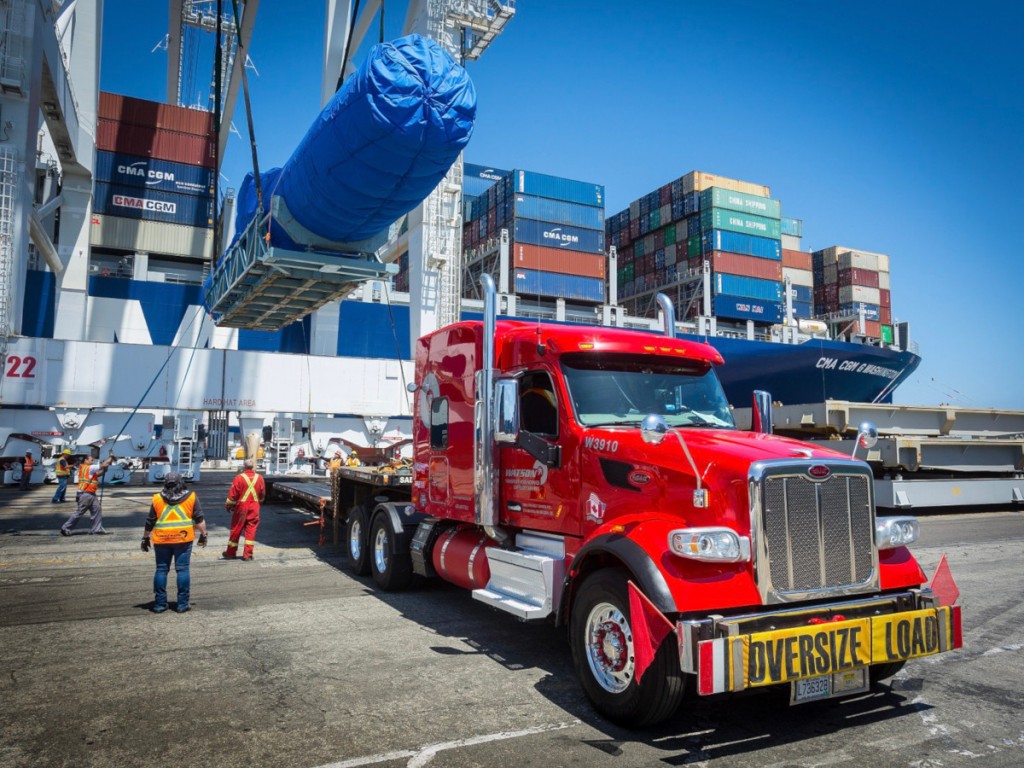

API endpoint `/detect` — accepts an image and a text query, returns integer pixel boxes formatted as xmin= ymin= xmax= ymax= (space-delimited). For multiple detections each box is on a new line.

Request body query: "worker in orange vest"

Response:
xmin=223 ymin=458 xmax=265 ymax=561
xmin=60 ymin=454 xmax=116 ymax=536
xmin=141 ymin=472 xmax=207 ymax=613
xmin=51 ymin=449 xmax=72 ymax=503
xmin=19 ymin=451 xmax=34 ymax=491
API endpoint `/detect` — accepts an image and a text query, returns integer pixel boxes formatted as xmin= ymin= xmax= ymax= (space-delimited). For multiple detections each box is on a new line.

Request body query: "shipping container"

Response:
xmin=96 ymin=119 xmax=216 ymax=168
xmin=781 ymin=234 xmax=802 ymax=251
xmin=780 ymin=217 xmax=803 ymax=237
xmin=838 ymin=302 xmax=881 ymax=321
xmin=94 ymin=151 xmax=216 ymax=197
xmin=713 ymin=294 xmax=782 ymax=323
xmin=837 ymin=267 xmax=880 ymax=289
xmin=700 ymin=208 xmax=782 ymax=239
xmin=880 ymin=306 xmax=892 ymax=325
xmin=513 ymin=218 xmax=605 ymax=254
xmin=862 ymin=320 xmax=882 ymax=338
xmin=781 ymin=248 xmax=813 ymax=271
xmin=511 ymin=242 xmax=606 ymax=279
xmin=790 ymin=300 xmax=813 ymax=320
xmin=463 ymin=163 xmax=509 ymax=197
xmin=714 ymin=273 xmax=782 ymax=301
xmin=681 ymin=171 xmax=770 ymax=197
xmin=699 ymin=187 xmax=781 ymax=219
xmin=711 ymin=250 xmax=783 ymax=281
xmin=99 ymin=92 xmax=214 ymax=136
xmin=878 ymin=270 xmax=891 ymax=290
xmin=510 ymin=194 xmax=605 ymax=229
xmin=786 ymin=284 xmax=813 ymax=303
xmin=838 ymin=250 xmax=881 ymax=272
xmin=93 ymin=182 xmax=214 ymax=228
xmin=89 ymin=213 xmax=214 ymax=259
xmin=838 ymin=285 xmax=881 ymax=306
xmin=513 ymin=169 xmax=604 ymax=208
xmin=881 ymin=324 xmax=894 ymax=344
xmin=782 ymin=266 xmax=814 ymax=288
xmin=514 ymin=268 xmax=604 ymax=302
xmin=703 ymin=229 xmax=781 ymax=260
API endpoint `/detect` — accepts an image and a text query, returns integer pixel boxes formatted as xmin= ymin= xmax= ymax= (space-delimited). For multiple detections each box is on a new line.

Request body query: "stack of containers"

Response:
xmin=812 ymin=246 xmax=893 ymax=341
xmin=779 ymin=216 xmax=812 ymax=319
xmin=464 ymin=168 xmax=606 ymax=303
xmin=607 ymin=171 xmax=783 ymax=324
xmin=92 ymin=93 xmax=216 ymax=257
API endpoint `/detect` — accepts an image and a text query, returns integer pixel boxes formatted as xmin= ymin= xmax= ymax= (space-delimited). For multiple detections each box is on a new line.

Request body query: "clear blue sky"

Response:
xmin=100 ymin=1 xmax=1024 ymax=410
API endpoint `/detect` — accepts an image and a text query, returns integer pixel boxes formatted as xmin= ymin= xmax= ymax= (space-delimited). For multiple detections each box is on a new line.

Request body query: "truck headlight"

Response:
xmin=875 ymin=516 xmax=920 ymax=549
xmin=669 ymin=527 xmax=751 ymax=562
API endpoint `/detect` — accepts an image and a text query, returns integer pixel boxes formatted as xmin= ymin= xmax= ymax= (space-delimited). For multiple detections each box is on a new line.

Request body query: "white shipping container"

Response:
xmin=680 ymin=170 xmax=770 ymax=197
xmin=90 ymin=213 xmax=214 ymax=260
xmin=823 ymin=262 xmax=838 ymax=285
xmin=629 ymin=200 xmax=641 ymax=220
xmin=644 ymin=234 xmax=655 ymax=254
xmin=659 ymin=203 xmax=671 ymax=224
xmin=839 ymin=249 xmax=881 ymax=271
xmin=781 ymin=234 xmax=802 ymax=250
xmin=665 ymin=243 xmax=677 ymax=264
xmin=878 ymin=270 xmax=891 ymax=290
xmin=839 ymin=285 xmax=881 ymax=305
xmin=877 ymin=253 xmax=890 ymax=272
xmin=783 ymin=267 xmax=814 ymax=288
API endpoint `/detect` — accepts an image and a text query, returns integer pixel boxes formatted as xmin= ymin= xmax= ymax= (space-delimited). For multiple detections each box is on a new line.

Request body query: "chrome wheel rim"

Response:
xmin=349 ymin=518 xmax=362 ymax=561
xmin=373 ymin=526 xmax=389 ymax=574
xmin=585 ymin=601 xmax=634 ymax=694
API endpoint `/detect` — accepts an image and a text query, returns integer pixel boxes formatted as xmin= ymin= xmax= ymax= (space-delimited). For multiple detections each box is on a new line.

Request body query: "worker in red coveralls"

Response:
xmin=222 ymin=458 xmax=265 ymax=561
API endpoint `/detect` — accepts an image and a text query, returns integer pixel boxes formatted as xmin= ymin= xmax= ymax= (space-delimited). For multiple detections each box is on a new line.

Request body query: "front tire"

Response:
xmin=570 ymin=569 xmax=685 ymax=728
xmin=369 ymin=514 xmax=413 ymax=591
xmin=346 ymin=506 xmax=370 ymax=576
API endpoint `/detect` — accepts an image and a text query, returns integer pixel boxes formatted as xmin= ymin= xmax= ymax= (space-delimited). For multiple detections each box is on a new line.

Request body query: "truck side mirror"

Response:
xmin=494 ymin=378 xmax=519 ymax=444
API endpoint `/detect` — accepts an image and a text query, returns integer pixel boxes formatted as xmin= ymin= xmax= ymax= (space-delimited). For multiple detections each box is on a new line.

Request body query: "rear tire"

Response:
xmin=570 ymin=569 xmax=685 ymax=727
xmin=870 ymin=660 xmax=906 ymax=686
xmin=346 ymin=506 xmax=370 ymax=576
xmin=369 ymin=514 xmax=413 ymax=591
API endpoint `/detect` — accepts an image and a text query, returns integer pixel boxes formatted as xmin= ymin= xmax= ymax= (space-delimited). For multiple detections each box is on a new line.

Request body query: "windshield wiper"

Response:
xmin=584 ymin=419 xmax=642 ymax=428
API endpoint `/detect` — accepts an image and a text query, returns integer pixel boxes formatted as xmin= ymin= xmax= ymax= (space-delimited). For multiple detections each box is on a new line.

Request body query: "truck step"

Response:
xmin=472 ymin=538 xmax=565 ymax=620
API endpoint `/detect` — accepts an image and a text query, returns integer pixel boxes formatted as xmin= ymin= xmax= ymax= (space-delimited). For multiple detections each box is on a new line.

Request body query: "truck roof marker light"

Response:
xmin=578 ymin=342 xmax=595 ymax=350
xmin=669 ymin=528 xmax=750 ymax=562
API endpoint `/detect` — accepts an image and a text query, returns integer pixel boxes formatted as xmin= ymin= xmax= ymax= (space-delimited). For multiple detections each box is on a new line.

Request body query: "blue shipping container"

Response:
xmin=513 ymin=194 xmax=604 ymax=230
xmin=513 ymin=218 xmax=605 ymax=254
xmin=714 ymin=294 xmax=783 ymax=324
xmin=93 ymin=181 xmax=213 ymax=228
xmin=464 ymin=163 xmax=509 ymax=197
xmin=703 ymin=229 xmax=781 ymax=260
xmin=791 ymin=301 xmax=813 ymax=319
xmin=94 ymin=151 xmax=215 ymax=197
xmin=714 ymin=273 xmax=782 ymax=301
xmin=787 ymin=284 xmax=813 ymax=303
xmin=514 ymin=170 xmax=604 ymax=208
xmin=514 ymin=268 xmax=605 ymax=303
xmin=781 ymin=217 xmax=803 ymax=237
xmin=839 ymin=302 xmax=881 ymax=321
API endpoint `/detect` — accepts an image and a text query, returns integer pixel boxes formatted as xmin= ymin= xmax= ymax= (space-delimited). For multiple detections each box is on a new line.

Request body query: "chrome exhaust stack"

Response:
xmin=475 ymin=274 xmax=506 ymax=542
xmin=656 ymin=293 xmax=676 ymax=338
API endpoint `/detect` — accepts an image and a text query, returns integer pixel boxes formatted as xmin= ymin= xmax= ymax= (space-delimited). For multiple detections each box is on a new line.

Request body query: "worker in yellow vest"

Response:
xmin=51 ymin=449 xmax=72 ymax=504
xmin=328 ymin=453 xmax=343 ymax=472
xmin=141 ymin=472 xmax=207 ymax=613
xmin=345 ymin=449 xmax=361 ymax=467
xmin=223 ymin=458 xmax=265 ymax=561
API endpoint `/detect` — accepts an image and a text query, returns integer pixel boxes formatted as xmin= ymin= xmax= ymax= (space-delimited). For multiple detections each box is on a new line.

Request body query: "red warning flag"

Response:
xmin=628 ymin=581 xmax=675 ymax=683
xmin=930 ymin=552 xmax=960 ymax=606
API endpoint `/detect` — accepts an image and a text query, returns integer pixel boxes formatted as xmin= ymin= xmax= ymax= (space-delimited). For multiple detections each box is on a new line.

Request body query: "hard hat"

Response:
xmin=25 ymin=450 xmax=32 ymax=455
xmin=62 ymin=449 xmax=72 ymax=455
xmin=351 ymin=449 xmax=358 ymax=454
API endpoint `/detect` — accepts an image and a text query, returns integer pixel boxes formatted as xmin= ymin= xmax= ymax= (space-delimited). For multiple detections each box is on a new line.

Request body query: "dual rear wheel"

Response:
xmin=346 ymin=504 xmax=412 ymax=591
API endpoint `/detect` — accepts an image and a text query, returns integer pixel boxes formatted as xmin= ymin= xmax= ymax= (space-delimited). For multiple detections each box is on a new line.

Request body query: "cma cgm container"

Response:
xmin=95 ymin=151 xmax=215 ymax=197
xmin=714 ymin=294 xmax=782 ymax=323
xmin=514 ymin=268 xmax=605 ymax=302
xmin=97 ymin=119 xmax=216 ymax=168
xmin=464 ymin=163 xmax=508 ymax=198
xmin=93 ymin=182 xmax=214 ymax=228
xmin=99 ymin=92 xmax=213 ymax=136
xmin=513 ymin=218 xmax=604 ymax=254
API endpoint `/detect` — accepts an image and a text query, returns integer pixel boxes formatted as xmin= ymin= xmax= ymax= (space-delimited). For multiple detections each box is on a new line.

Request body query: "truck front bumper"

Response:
xmin=678 ymin=590 xmax=962 ymax=696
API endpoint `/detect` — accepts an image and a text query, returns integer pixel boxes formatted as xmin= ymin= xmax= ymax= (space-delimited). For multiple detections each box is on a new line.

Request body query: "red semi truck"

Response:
xmin=339 ymin=275 xmax=961 ymax=727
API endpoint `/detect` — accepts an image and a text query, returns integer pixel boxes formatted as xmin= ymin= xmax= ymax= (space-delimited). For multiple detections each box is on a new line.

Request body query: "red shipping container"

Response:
xmin=879 ymin=288 xmax=891 ymax=307
xmin=99 ymin=92 xmax=214 ymax=136
xmin=879 ymin=306 xmax=892 ymax=325
xmin=781 ymin=249 xmax=813 ymax=271
xmin=838 ymin=267 xmax=880 ymax=289
xmin=629 ymin=219 xmax=640 ymax=239
xmin=711 ymin=251 xmax=783 ymax=281
xmin=652 ymin=228 xmax=666 ymax=251
xmin=862 ymin=320 xmax=881 ymax=338
xmin=512 ymin=242 xmax=606 ymax=279
xmin=659 ymin=184 xmax=672 ymax=206
xmin=677 ymin=238 xmax=689 ymax=261
xmin=97 ymin=118 xmax=215 ymax=168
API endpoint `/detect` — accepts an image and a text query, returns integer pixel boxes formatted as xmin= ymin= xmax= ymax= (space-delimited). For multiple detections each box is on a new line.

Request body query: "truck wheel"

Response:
xmin=870 ymin=660 xmax=906 ymax=686
xmin=370 ymin=514 xmax=413 ymax=591
xmin=570 ymin=569 xmax=685 ymax=728
xmin=346 ymin=506 xmax=370 ymax=576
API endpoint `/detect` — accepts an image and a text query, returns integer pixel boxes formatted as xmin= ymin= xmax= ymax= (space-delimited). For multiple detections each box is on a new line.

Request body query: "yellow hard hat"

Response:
xmin=62 ymin=449 xmax=72 ymax=455
xmin=351 ymin=449 xmax=358 ymax=454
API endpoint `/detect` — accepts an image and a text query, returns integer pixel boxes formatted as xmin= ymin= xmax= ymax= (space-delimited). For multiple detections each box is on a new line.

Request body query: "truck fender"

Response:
xmin=556 ymin=534 xmax=676 ymax=627
xmin=371 ymin=502 xmax=429 ymax=554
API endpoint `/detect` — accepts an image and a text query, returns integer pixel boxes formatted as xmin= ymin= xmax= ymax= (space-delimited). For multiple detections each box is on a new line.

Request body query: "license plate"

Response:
xmin=791 ymin=667 xmax=868 ymax=704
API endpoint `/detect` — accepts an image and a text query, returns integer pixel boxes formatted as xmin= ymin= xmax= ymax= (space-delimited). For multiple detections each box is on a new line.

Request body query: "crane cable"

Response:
xmin=230 ymin=0 xmax=264 ymax=215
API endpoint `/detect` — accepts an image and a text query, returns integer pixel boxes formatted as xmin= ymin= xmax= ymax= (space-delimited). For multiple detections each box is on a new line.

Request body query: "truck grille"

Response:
xmin=751 ymin=461 xmax=877 ymax=603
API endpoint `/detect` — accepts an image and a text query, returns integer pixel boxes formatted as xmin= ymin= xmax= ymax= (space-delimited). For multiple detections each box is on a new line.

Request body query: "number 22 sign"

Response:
xmin=4 ymin=355 xmax=37 ymax=378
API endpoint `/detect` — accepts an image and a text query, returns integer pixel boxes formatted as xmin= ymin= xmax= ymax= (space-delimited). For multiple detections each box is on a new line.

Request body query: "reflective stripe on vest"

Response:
xmin=151 ymin=492 xmax=197 ymax=545
xmin=78 ymin=465 xmax=98 ymax=494
xmin=55 ymin=458 xmax=70 ymax=477
xmin=239 ymin=473 xmax=261 ymax=503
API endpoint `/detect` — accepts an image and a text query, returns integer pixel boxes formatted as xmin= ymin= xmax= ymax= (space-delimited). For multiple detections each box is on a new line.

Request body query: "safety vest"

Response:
xmin=227 ymin=472 xmax=262 ymax=506
xmin=151 ymin=492 xmax=198 ymax=545
xmin=78 ymin=464 xmax=98 ymax=494
xmin=55 ymin=457 xmax=70 ymax=477
xmin=24 ymin=457 xmax=34 ymax=474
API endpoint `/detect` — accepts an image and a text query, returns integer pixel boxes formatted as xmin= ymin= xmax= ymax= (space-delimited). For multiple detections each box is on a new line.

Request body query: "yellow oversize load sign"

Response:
xmin=696 ymin=606 xmax=958 ymax=694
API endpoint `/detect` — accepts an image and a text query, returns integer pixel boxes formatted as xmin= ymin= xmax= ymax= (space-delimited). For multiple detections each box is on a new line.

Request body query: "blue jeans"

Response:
xmin=153 ymin=542 xmax=193 ymax=611
xmin=52 ymin=475 xmax=69 ymax=502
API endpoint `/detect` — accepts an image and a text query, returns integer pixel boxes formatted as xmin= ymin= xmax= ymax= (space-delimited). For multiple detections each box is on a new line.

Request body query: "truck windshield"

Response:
xmin=561 ymin=355 xmax=735 ymax=429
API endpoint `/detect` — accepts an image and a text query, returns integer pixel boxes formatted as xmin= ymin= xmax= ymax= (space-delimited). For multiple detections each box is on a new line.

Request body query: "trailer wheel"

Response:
xmin=369 ymin=514 xmax=413 ymax=591
xmin=869 ymin=660 xmax=906 ymax=686
xmin=345 ymin=506 xmax=370 ymax=576
xmin=570 ymin=569 xmax=685 ymax=728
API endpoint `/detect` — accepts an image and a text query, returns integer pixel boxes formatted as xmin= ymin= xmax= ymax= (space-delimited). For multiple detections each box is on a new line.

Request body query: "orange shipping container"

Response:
xmin=710 ymin=250 xmax=783 ymax=281
xmin=99 ymin=92 xmax=214 ymax=136
xmin=512 ymin=242 xmax=606 ymax=279
xmin=781 ymin=248 xmax=813 ymax=271
xmin=97 ymin=119 xmax=216 ymax=168
xmin=862 ymin=320 xmax=882 ymax=338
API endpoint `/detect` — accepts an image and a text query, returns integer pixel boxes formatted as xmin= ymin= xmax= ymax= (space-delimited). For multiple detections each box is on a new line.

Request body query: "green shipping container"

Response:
xmin=881 ymin=324 xmax=893 ymax=344
xmin=649 ymin=209 xmax=661 ymax=230
xmin=688 ymin=235 xmax=702 ymax=258
xmin=634 ymin=239 xmax=645 ymax=258
xmin=700 ymin=187 xmax=781 ymax=220
xmin=700 ymin=207 xmax=782 ymax=240
xmin=665 ymin=223 xmax=676 ymax=245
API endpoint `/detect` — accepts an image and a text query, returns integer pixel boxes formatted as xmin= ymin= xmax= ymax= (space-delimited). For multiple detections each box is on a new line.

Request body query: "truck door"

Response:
xmin=500 ymin=369 xmax=581 ymax=534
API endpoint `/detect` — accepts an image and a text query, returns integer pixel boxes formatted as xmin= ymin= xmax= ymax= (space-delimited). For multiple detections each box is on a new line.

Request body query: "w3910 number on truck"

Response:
xmin=334 ymin=276 xmax=961 ymax=727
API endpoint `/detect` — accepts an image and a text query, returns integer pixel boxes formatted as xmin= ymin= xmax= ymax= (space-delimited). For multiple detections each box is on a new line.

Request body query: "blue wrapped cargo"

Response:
xmin=514 ymin=170 xmax=604 ymax=208
xmin=714 ymin=294 xmax=783 ymax=323
xmin=513 ymin=218 xmax=605 ymax=254
xmin=514 ymin=268 xmax=605 ymax=302
xmin=714 ymin=273 xmax=782 ymax=301
xmin=94 ymin=181 xmax=213 ymax=228
xmin=512 ymin=194 xmax=604 ymax=230
xmin=703 ymin=229 xmax=781 ymax=260
xmin=95 ymin=151 xmax=215 ymax=197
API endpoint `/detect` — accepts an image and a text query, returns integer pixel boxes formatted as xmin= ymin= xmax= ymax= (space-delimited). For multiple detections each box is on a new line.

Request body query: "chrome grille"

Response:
xmin=753 ymin=462 xmax=877 ymax=603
